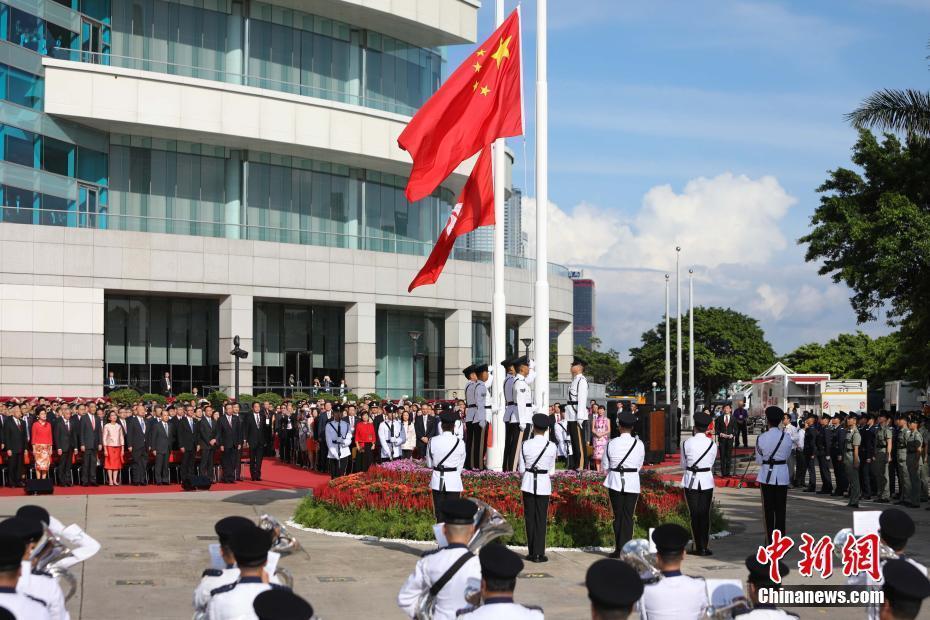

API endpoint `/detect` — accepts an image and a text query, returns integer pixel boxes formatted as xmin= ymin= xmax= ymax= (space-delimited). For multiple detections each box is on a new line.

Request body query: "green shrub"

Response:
xmin=291 ymin=391 xmax=311 ymax=403
xmin=175 ymin=392 xmax=197 ymax=404
xmin=237 ymin=394 xmax=256 ymax=407
xmin=344 ymin=392 xmax=359 ymax=402
xmin=254 ymin=392 xmax=283 ymax=407
xmin=140 ymin=393 xmax=167 ymax=406
xmin=107 ymin=387 xmax=142 ymax=406
xmin=207 ymin=390 xmax=229 ymax=410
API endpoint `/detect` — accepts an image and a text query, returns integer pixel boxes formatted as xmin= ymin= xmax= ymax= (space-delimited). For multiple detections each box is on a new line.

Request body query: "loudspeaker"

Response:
xmin=25 ymin=479 xmax=54 ymax=495
xmin=182 ymin=475 xmax=212 ymax=491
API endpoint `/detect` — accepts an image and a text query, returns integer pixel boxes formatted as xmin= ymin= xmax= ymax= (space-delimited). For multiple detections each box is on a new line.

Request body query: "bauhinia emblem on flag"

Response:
xmin=398 ymin=9 xmax=522 ymax=203
xmin=408 ymin=147 xmax=494 ymax=292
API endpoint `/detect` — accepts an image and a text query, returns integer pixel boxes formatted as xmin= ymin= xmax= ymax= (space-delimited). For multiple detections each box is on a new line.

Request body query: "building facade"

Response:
xmin=0 ymin=0 xmax=573 ymax=399
xmin=571 ymin=276 xmax=595 ymax=349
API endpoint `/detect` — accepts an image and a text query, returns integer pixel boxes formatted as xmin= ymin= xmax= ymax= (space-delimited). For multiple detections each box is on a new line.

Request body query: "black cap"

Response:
xmin=332 ymin=403 xmax=343 ymax=413
xmin=253 ymin=589 xmax=314 ymax=620
xmin=500 ymin=359 xmax=513 ymax=369
xmin=439 ymin=402 xmax=454 ymax=412
xmin=882 ymin=558 xmax=930 ymax=603
xmin=442 ymin=498 xmax=478 ymax=525
xmin=215 ymin=516 xmax=254 ymax=545
xmin=693 ymin=411 xmax=712 ymax=429
xmin=16 ymin=505 xmax=50 ymax=526
xmin=746 ymin=553 xmax=789 ymax=585
xmin=229 ymin=524 xmax=272 ymax=567
xmin=571 ymin=358 xmax=586 ymax=368
xmin=0 ymin=605 xmax=14 ymax=620
xmin=618 ymin=412 xmax=637 ymax=427
xmin=765 ymin=406 xmax=784 ymax=426
xmin=440 ymin=411 xmax=458 ymax=425
xmin=0 ymin=516 xmax=43 ymax=543
xmin=880 ymin=509 xmax=915 ymax=544
xmin=532 ymin=414 xmax=550 ymax=429
xmin=821 ymin=413 xmax=832 ymax=420
xmin=463 ymin=365 xmax=476 ymax=378
xmin=586 ymin=558 xmax=643 ymax=609
xmin=474 ymin=364 xmax=489 ymax=375
xmin=479 ymin=543 xmax=523 ymax=580
xmin=652 ymin=523 xmax=690 ymax=554
xmin=513 ymin=356 xmax=529 ymax=368
xmin=0 ymin=533 xmax=25 ymax=571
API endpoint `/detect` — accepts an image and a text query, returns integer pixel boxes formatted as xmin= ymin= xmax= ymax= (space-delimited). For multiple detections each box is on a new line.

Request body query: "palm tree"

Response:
xmin=845 ymin=40 xmax=930 ymax=137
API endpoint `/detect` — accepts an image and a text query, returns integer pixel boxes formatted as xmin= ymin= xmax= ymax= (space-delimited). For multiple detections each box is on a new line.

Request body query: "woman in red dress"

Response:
xmin=31 ymin=408 xmax=53 ymax=480
xmin=354 ymin=411 xmax=376 ymax=472
xmin=102 ymin=410 xmax=125 ymax=485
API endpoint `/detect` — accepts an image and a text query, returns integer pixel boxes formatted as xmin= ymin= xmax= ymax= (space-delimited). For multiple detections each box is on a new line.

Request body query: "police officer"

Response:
xmin=585 ymin=558 xmax=643 ymax=620
xmin=844 ymin=413 xmax=862 ymax=507
xmin=397 ymin=499 xmax=482 ymax=620
xmin=893 ymin=414 xmax=913 ymax=505
xmin=879 ymin=559 xmax=930 ymax=620
xmin=253 ymin=589 xmax=314 ymax=620
xmin=206 ymin=524 xmax=287 ymax=620
xmin=564 ymin=359 xmax=589 ymax=470
xmin=875 ymin=411 xmax=894 ymax=503
xmin=501 ymin=359 xmax=520 ymax=471
xmin=0 ymin=533 xmax=50 ymax=620
xmin=802 ymin=414 xmax=818 ymax=492
xmin=920 ymin=414 xmax=930 ymax=504
xmin=456 ymin=544 xmax=543 ymax=619
xmin=472 ymin=364 xmax=493 ymax=470
xmin=860 ymin=412 xmax=876 ymax=500
xmin=463 ymin=365 xmax=479 ymax=469
xmin=0 ymin=517 xmax=67 ymax=620
xmin=756 ymin=406 xmax=793 ymax=544
xmin=427 ymin=411 xmax=467 ymax=522
xmin=518 ymin=414 xmax=557 ymax=563
xmin=906 ymin=415 xmax=923 ymax=508
xmin=601 ymin=411 xmax=644 ymax=557
xmin=741 ymin=555 xmax=798 ymax=618
xmin=681 ymin=410 xmax=717 ymax=556
xmin=815 ymin=414 xmax=834 ymax=495
xmin=830 ymin=413 xmax=848 ymax=497
xmin=637 ymin=523 xmax=708 ymax=618
xmin=324 ymin=405 xmax=352 ymax=479
xmin=194 ymin=516 xmax=254 ymax=618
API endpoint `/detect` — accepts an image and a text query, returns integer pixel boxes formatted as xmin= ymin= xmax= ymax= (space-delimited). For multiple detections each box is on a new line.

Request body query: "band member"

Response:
xmin=681 ymin=410 xmax=717 ymax=556
xmin=205 ymin=524 xmax=282 ymax=619
xmin=0 ymin=516 xmax=67 ymax=620
xmin=427 ymin=411 xmax=467 ymax=522
xmin=519 ymin=414 xmax=557 ymax=563
xmin=193 ymin=516 xmax=254 ymax=618
xmin=325 ymin=405 xmax=352 ymax=479
xmin=637 ymin=524 xmax=708 ymax=618
xmin=457 ymin=544 xmax=543 ymax=619
xmin=501 ymin=359 xmax=520 ymax=471
xmin=472 ymin=364 xmax=493 ymax=470
xmin=845 ymin=412 xmax=862 ymax=508
xmin=565 ymin=359 xmax=588 ymax=470
xmin=397 ymin=499 xmax=481 ymax=620
xmin=0 ymin=532 xmax=51 ymax=620
xmin=463 ymin=365 xmax=479 ymax=469
xmin=756 ymin=406 xmax=793 ymax=544
xmin=742 ymin=554 xmax=797 ymax=618
xmin=879 ymin=560 xmax=930 ymax=620
xmin=378 ymin=407 xmax=405 ymax=462
xmin=601 ymin=411 xmax=644 ymax=557
xmin=585 ymin=558 xmax=643 ymax=620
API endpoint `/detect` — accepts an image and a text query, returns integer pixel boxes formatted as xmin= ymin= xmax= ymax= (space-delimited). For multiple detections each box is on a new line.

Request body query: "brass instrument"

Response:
xmin=259 ymin=514 xmax=301 ymax=555
xmin=618 ymin=538 xmax=662 ymax=584
xmin=701 ymin=596 xmax=752 ymax=619
xmin=30 ymin=526 xmax=78 ymax=601
xmin=833 ymin=527 xmax=898 ymax=560
xmin=416 ymin=499 xmax=513 ymax=620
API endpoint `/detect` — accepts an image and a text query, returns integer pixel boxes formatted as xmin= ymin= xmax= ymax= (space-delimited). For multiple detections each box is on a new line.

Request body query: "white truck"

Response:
xmin=884 ymin=381 xmax=927 ymax=413
xmin=820 ymin=379 xmax=868 ymax=415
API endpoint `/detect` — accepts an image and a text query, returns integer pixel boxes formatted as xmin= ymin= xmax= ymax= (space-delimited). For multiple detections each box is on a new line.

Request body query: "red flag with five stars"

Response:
xmin=399 ymin=9 xmax=522 ymax=202
xmin=408 ymin=146 xmax=494 ymax=292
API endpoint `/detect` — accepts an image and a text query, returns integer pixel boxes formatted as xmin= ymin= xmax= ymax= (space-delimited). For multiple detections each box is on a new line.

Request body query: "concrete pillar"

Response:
xmin=226 ymin=1 xmax=244 ymax=85
xmin=443 ymin=308 xmax=472 ymax=400
xmin=219 ymin=294 xmax=253 ymax=396
xmin=225 ymin=151 xmax=241 ymax=239
xmin=556 ymin=321 xmax=573 ymax=382
xmin=345 ymin=302 xmax=376 ymax=396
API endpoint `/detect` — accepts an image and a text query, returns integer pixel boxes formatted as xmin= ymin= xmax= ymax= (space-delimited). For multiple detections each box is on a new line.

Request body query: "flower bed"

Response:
xmin=294 ymin=461 xmax=727 ymax=548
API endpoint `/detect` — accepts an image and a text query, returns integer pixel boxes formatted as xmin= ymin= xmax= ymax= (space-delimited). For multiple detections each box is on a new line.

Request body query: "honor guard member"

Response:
xmin=472 ymin=364 xmax=494 ymax=470
xmin=397 ymin=499 xmax=482 ymax=620
xmin=463 ymin=365 xmax=479 ymax=469
xmin=602 ymin=410 xmax=645 ymax=556
xmin=0 ymin=517 xmax=67 ymax=620
xmin=457 ymin=544 xmax=543 ymax=619
xmin=565 ymin=359 xmax=589 ymax=470
xmin=756 ymin=406 xmax=792 ymax=545
xmin=845 ymin=413 xmax=863 ymax=507
xmin=742 ymin=555 xmax=798 ymax=619
xmin=378 ymin=406 xmax=406 ymax=462
xmin=501 ymin=359 xmax=520 ymax=471
xmin=194 ymin=516 xmax=254 ymax=619
xmin=0 ymin=533 xmax=50 ymax=620
xmin=325 ymin=405 xmax=353 ymax=479
xmin=637 ymin=523 xmax=708 ymax=620
xmin=508 ymin=356 xmax=536 ymax=466
xmin=879 ymin=559 xmax=930 ymax=620
xmin=427 ymin=411 xmax=467 ymax=522
xmin=585 ymin=558 xmax=644 ymax=620
xmin=253 ymin=589 xmax=314 ymax=620
xmin=875 ymin=411 xmax=894 ymax=503
xmin=681 ymin=410 xmax=717 ymax=556
xmin=518 ymin=414 xmax=558 ymax=563
xmin=15 ymin=505 xmax=100 ymax=570
xmin=906 ymin=415 xmax=923 ymax=507
xmin=207 ymin=524 xmax=287 ymax=620
xmin=894 ymin=414 xmax=916 ymax=506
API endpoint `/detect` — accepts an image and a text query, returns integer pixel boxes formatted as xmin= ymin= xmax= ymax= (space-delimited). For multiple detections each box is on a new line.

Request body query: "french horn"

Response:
xmin=30 ymin=525 xmax=78 ymax=601
xmin=833 ymin=528 xmax=897 ymax=560
xmin=259 ymin=513 xmax=301 ymax=555
xmin=701 ymin=596 xmax=752 ymax=619
xmin=618 ymin=538 xmax=662 ymax=584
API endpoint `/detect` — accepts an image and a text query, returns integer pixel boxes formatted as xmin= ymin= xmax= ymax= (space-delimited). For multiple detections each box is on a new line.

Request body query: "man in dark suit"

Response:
xmin=198 ymin=405 xmax=217 ymax=479
xmin=215 ymin=403 xmax=241 ymax=483
xmin=147 ymin=409 xmax=173 ymax=484
xmin=414 ymin=404 xmax=437 ymax=459
xmin=104 ymin=371 xmax=118 ymax=395
xmin=177 ymin=407 xmax=198 ymax=482
xmin=315 ymin=402 xmax=332 ymax=471
xmin=261 ymin=400 xmax=275 ymax=446
xmin=160 ymin=371 xmax=173 ymax=397
xmin=77 ymin=403 xmax=102 ymax=486
xmin=127 ymin=405 xmax=149 ymax=485
xmin=3 ymin=405 xmax=27 ymax=487
xmin=53 ymin=405 xmax=76 ymax=486
xmin=716 ymin=404 xmax=737 ymax=476
xmin=243 ymin=402 xmax=267 ymax=481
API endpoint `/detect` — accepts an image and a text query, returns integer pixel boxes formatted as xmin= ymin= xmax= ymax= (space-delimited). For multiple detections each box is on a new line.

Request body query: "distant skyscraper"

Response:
xmin=460 ymin=185 xmax=524 ymax=259
xmin=572 ymin=277 xmax=596 ymax=349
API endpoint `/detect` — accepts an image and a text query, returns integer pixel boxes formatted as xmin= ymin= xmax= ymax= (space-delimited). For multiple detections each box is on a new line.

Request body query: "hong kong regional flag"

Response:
xmin=408 ymin=147 xmax=494 ymax=292
xmin=399 ymin=9 xmax=522 ymax=202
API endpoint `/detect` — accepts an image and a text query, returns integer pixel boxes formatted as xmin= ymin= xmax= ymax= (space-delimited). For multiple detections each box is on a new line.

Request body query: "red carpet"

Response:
xmin=0 ymin=458 xmax=331 ymax=497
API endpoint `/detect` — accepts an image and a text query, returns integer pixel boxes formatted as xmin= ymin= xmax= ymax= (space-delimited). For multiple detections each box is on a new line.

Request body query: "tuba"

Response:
xmin=833 ymin=527 xmax=897 ymax=560
xmin=259 ymin=514 xmax=301 ymax=555
xmin=30 ymin=526 xmax=78 ymax=601
xmin=701 ymin=596 xmax=752 ymax=619
xmin=416 ymin=499 xmax=513 ymax=620
xmin=618 ymin=538 xmax=662 ymax=584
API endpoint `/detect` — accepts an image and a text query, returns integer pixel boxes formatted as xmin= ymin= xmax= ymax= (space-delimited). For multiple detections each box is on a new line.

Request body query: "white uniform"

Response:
xmin=0 ymin=587 xmax=51 ymax=620
xmin=379 ymin=419 xmax=406 ymax=459
xmin=601 ymin=434 xmax=645 ymax=493
xmin=194 ymin=567 xmax=238 ymax=619
xmin=47 ymin=515 xmax=100 ymax=569
xmin=514 ymin=371 xmax=535 ymax=427
xmin=475 ymin=371 xmax=493 ymax=426
xmin=17 ymin=562 xmax=68 ymax=620
xmin=554 ymin=421 xmax=572 ymax=458
xmin=503 ymin=374 xmax=518 ymax=423
xmin=848 ymin=553 xmax=927 ymax=620
xmin=207 ymin=577 xmax=282 ymax=620
xmin=453 ymin=419 xmax=465 ymax=440
xmin=464 ymin=380 xmax=479 ymax=424
xmin=518 ymin=436 xmax=558 ymax=495
xmin=638 ymin=573 xmax=708 ymax=620
xmin=681 ymin=434 xmax=717 ymax=491
xmin=457 ymin=599 xmax=544 ymax=619
xmin=325 ymin=419 xmax=352 ymax=460
xmin=397 ymin=545 xmax=481 ymax=620
xmin=738 ymin=607 xmax=798 ymax=619
xmin=755 ymin=428 xmax=793 ymax=485
xmin=427 ymin=432 xmax=466 ymax=492
xmin=565 ymin=373 xmax=589 ymax=422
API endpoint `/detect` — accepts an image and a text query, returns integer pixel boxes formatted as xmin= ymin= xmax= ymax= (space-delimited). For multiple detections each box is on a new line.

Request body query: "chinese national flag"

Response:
xmin=408 ymin=146 xmax=494 ymax=292
xmin=399 ymin=9 xmax=522 ymax=203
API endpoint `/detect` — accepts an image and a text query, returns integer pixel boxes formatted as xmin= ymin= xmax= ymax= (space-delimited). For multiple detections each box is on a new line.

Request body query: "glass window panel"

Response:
xmin=7 ymin=67 xmax=42 ymax=109
xmin=8 ymin=7 xmax=41 ymax=52
xmin=127 ymin=297 xmax=148 ymax=364
xmin=43 ymin=136 xmax=74 ymax=177
xmin=283 ymin=306 xmax=309 ymax=351
xmin=40 ymin=194 xmax=70 ymax=227
xmin=3 ymin=125 xmax=36 ymax=167
xmin=169 ymin=298 xmax=190 ymax=365
xmin=45 ymin=21 xmax=74 ymax=59
xmin=148 ymin=297 xmax=168 ymax=364
xmin=105 ymin=297 xmax=129 ymax=365
xmin=190 ymin=300 xmax=207 ymax=366
xmin=77 ymin=147 xmax=108 ymax=185
xmin=1 ymin=184 xmax=34 ymax=225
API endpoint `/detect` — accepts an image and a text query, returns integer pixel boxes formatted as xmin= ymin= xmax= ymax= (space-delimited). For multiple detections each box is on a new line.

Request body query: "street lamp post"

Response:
xmin=230 ymin=335 xmax=248 ymax=400
xmin=521 ymin=338 xmax=533 ymax=358
xmin=408 ymin=331 xmax=422 ymax=400
xmin=652 ymin=381 xmax=657 ymax=406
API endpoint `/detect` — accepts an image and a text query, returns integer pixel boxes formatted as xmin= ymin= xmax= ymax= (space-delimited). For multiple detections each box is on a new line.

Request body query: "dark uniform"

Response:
xmin=829 ymin=416 xmax=848 ymax=496
xmin=803 ymin=418 xmax=817 ymax=492
xmin=874 ymin=415 xmax=893 ymax=502
xmin=815 ymin=416 xmax=833 ymax=494
xmin=860 ymin=414 xmax=876 ymax=499
xmin=843 ymin=415 xmax=861 ymax=507
xmin=894 ymin=417 xmax=913 ymax=506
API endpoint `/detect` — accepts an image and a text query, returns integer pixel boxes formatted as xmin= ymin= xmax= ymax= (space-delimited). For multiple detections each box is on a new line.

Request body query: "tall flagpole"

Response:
xmin=676 ymin=246 xmax=683 ymax=426
xmin=487 ymin=0 xmax=507 ymax=471
xmin=688 ymin=268 xmax=694 ymax=427
xmin=533 ymin=0 xmax=549 ymax=413
xmin=665 ymin=274 xmax=671 ymax=406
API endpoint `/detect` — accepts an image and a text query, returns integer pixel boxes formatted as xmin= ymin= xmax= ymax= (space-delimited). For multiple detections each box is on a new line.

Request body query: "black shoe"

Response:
xmin=803 ymin=488 xmax=815 ymax=493
xmin=524 ymin=554 xmax=537 ymax=562
xmin=607 ymin=551 xmax=622 ymax=559
xmin=848 ymin=504 xmax=860 ymax=508
xmin=536 ymin=555 xmax=549 ymax=563
xmin=816 ymin=490 xmax=831 ymax=495
xmin=875 ymin=498 xmax=889 ymax=503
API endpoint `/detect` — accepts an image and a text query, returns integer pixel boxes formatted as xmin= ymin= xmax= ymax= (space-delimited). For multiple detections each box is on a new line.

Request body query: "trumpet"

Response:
xmin=30 ymin=526 xmax=78 ymax=601
xmin=618 ymin=538 xmax=662 ymax=584
xmin=701 ymin=596 xmax=752 ymax=619
xmin=833 ymin=528 xmax=898 ymax=560
xmin=259 ymin=514 xmax=301 ymax=556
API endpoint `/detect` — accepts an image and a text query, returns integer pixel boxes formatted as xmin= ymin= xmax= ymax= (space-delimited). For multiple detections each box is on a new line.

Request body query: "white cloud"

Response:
xmin=751 ymin=284 xmax=789 ymax=320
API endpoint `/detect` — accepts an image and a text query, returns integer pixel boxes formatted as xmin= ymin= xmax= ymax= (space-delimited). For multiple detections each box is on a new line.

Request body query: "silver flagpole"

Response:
xmin=665 ymin=274 xmax=671 ymax=406
xmin=688 ymin=268 xmax=695 ymax=427
xmin=676 ymin=246 xmax=683 ymax=428
xmin=533 ymin=0 xmax=549 ymax=413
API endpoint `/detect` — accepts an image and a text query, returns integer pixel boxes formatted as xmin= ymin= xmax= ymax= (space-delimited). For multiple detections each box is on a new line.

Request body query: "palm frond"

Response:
xmin=845 ymin=88 xmax=930 ymax=137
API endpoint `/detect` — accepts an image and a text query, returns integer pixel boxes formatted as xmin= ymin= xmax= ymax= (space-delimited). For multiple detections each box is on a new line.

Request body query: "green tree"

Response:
xmin=783 ymin=331 xmax=905 ymax=387
xmin=619 ymin=307 xmax=775 ymax=400
xmin=572 ymin=345 xmax=625 ymax=389
xmin=800 ymin=130 xmax=930 ymax=382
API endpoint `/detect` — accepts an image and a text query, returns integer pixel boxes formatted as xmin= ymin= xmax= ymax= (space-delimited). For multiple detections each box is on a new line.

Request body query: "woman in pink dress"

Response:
xmin=31 ymin=408 xmax=53 ymax=479
xmin=592 ymin=409 xmax=610 ymax=470
xmin=102 ymin=410 xmax=125 ymax=486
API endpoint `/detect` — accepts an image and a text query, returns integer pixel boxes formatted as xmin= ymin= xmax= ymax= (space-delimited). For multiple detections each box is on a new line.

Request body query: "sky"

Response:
xmin=446 ymin=0 xmax=928 ymax=359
